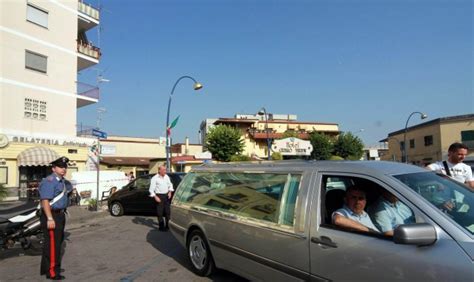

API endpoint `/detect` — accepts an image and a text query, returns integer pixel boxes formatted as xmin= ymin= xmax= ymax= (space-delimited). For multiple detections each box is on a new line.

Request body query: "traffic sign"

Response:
xmin=92 ymin=129 xmax=107 ymax=139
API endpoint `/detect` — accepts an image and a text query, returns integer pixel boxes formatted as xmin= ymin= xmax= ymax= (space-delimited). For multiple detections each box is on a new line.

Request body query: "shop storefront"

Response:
xmin=0 ymin=133 xmax=93 ymax=200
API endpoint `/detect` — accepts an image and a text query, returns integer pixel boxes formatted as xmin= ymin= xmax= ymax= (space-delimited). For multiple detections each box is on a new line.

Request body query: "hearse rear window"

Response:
xmin=176 ymin=172 xmax=301 ymax=226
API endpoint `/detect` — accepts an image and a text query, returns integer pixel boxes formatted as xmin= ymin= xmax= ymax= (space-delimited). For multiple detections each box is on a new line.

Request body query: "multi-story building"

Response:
xmin=202 ymin=114 xmax=339 ymax=159
xmin=0 ymin=0 xmax=101 ymax=199
xmin=381 ymin=114 xmax=474 ymax=166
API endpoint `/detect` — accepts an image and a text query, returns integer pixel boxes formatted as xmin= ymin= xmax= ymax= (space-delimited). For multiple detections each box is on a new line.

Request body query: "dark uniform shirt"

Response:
xmin=39 ymin=173 xmax=72 ymax=210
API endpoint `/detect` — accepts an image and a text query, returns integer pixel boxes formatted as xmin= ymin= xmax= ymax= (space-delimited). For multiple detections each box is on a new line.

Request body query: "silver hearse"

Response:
xmin=170 ymin=160 xmax=474 ymax=281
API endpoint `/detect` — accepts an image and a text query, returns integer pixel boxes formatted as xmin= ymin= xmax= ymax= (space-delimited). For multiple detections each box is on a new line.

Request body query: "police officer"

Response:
xmin=39 ymin=156 xmax=72 ymax=280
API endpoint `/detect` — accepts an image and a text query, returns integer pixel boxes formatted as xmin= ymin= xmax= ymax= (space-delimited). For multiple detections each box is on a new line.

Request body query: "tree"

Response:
xmin=206 ymin=125 xmax=244 ymax=162
xmin=309 ymin=132 xmax=334 ymax=160
xmin=281 ymin=130 xmax=299 ymax=138
xmin=333 ymin=132 xmax=364 ymax=160
xmin=230 ymin=154 xmax=251 ymax=162
xmin=271 ymin=152 xmax=283 ymax=160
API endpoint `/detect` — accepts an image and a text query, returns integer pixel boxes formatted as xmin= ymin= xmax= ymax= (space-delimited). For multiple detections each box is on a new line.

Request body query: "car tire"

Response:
xmin=110 ymin=201 xmax=124 ymax=217
xmin=187 ymin=229 xmax=215 ymax=277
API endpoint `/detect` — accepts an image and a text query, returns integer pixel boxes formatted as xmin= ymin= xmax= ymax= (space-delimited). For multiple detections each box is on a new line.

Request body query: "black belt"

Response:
xmin=51 ymin=209 xmax=64 ymax=214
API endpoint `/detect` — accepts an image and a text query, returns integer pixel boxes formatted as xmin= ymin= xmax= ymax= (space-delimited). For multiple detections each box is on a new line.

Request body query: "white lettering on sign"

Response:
xmin=272 ymin=137 xmax=313 ymax=156
xmin=9 ymin=135 xmax=93 ymax=147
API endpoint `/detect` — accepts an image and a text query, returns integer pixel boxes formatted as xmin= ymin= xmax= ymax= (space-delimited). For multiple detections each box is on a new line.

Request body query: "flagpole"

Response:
xmin=165 ymin=76 xmax=203 ymax=173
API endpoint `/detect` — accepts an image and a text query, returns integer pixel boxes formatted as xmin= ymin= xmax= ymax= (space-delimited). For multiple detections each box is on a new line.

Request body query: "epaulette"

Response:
xmin=47 ymin=176 xmax=54 ymax=182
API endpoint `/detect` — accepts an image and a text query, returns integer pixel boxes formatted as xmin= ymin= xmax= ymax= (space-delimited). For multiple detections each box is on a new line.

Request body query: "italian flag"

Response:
xmin=167 ymin=115 xmax=180 ymax=136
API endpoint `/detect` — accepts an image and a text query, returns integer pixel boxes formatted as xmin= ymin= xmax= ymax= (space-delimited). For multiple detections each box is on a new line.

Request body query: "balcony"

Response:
xmin=77 ymin=40 xmax=100 ymax=71
xmin=78 ymin=1 xmax=100 ymax=31
xmin=77 ymin=81 xmax=99 ymax=108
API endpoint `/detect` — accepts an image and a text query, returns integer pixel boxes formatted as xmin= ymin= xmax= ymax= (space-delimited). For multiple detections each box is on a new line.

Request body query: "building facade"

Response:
xmin=98 ymin=135 xmax=166 ymax=177
xmin=382 ymin=114 xmax=474 ymax=165
xmin=203 ymin=114 xmax=340 ymax=159
xmin=0 ymin=0 xmax=101 ymax=199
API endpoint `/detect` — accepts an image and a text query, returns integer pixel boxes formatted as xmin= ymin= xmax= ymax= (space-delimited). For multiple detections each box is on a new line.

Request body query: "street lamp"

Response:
xmin=166 ymin=76 xmax=203 ymax=172
xmin=403 ymin=112 xmax=427 ymax=164
xmin=257 ymin=107 xmax=271 ymax=160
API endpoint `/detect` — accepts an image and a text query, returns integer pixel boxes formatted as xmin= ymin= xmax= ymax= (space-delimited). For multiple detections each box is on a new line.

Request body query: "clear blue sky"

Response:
xmin=78 ymin=0 xmax=473 ymax=146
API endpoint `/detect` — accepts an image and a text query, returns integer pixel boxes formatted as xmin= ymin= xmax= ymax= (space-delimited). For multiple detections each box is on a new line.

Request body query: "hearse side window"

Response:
xmin=322 ymin=175 xmax=416 ymax=237
xmin=177 ymin=172 xmax=301 ymax=226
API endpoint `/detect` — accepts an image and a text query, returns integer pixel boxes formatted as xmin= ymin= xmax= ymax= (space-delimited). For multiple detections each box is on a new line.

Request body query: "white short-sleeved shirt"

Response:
xmin=332 ymin=205 xmax=380 ymax=232
xmin=149 ymin=174 xmax=173 ymax=197
xmin=427 ymin=161 xmax=474 ymax=184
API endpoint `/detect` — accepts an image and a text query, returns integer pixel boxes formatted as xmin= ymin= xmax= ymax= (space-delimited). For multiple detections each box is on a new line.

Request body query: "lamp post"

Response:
xmin=165 ymin=76 xmax=203 ymax=172
xmin=257 ymin=107 xmax=271 ymax=160
xmin=403 ymin=112 xmax=427 ymax=164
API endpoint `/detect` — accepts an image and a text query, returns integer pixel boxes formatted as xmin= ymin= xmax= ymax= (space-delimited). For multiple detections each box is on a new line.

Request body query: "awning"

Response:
xmin=17 ymin=146 xmax=60 ymax=166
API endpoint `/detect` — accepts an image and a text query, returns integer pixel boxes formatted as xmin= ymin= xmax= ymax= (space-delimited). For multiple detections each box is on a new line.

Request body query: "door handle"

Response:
xmin=311 ymin=236 xmax=338 ymax=248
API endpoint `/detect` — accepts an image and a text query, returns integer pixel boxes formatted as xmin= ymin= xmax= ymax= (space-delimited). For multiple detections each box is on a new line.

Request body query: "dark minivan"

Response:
xmin=108 ymin=173 xmax=185 ymax=216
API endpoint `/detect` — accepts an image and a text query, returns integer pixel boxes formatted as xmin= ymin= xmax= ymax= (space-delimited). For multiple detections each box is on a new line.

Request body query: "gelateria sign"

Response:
xmin=272 ymin=137 xmax=313 ymax=156
xmin=6 ymin=134 xmax=94 ymax=147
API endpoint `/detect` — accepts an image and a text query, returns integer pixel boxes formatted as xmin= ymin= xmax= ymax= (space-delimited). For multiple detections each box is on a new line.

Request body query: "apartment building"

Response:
xmin=0 ymin=0 xmax=101 ymax=199
xmin=202 ymin=114 xmax=339 ymax=159
xmin=382 ymin=114 xmax=474 ymax=165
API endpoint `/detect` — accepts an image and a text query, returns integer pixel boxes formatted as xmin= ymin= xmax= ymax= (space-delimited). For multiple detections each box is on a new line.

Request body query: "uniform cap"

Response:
xmin=50 ymin=156 xmax=69 ymax=168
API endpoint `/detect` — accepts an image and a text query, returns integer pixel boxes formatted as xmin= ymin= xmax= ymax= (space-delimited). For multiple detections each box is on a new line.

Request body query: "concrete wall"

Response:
xmin=0 ymin=0 xmax=79 ymax=136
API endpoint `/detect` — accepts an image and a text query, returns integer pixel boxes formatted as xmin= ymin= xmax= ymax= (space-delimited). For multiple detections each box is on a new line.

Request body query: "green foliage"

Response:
xmin=281 ymin=130 xmax=299 ymax=138
xmin=206 ymin=125 xmax=244 ymax=162
xmin=271 ymin=152 xmax=283 ymax=160
xmin=0 ymin=183 xmax=8 ymax=201
xmin=333 ymin=132 xmax=364 ymax=160
xmin=230 ymin=154 xmax=251 ymax=162
xmin=329 ymin=155 xmax=344 ymax=161
xmin=309 ymin=132 xmax=334 ymax=160
xmin=87 ymin=198 xmax=98 ymax=210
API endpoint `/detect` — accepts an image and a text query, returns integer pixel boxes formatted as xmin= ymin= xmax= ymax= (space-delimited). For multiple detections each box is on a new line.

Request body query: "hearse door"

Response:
xmin=308 ymin=172 xmax=451 ymax=282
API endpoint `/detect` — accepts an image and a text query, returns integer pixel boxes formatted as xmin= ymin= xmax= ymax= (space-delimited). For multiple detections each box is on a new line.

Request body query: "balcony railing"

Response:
xmin=78 ymin=1 xmax=100 ymax=20
xmin=77 ymin=40 xmax=101 ymax=60
xmin=77 ymin=81 xmax=99 ymax=100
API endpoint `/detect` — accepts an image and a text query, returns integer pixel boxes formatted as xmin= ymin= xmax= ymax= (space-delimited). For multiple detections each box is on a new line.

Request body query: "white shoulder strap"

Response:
xmin=37 ymin=182 xmax=67 ymax=209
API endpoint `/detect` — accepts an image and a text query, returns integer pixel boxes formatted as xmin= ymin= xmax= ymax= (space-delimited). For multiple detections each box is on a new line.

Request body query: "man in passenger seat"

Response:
xmin=371 ymin=189 xmax=415 ymax=236
xmin=332 ymin=186 xmax=380 ymax=233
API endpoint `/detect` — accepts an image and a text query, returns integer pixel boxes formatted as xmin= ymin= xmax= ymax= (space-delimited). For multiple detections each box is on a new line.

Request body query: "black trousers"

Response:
xmin=40 ymin=211 xmax=65 ymax=278
xmin=156 ymin=194 xmax=170 ymax=227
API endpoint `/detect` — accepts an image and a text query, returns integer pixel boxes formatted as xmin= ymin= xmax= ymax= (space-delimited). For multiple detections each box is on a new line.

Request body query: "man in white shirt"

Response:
xmin=428 ymin=142 xmax=474 ymax=189
xmin=149 ymin=165 xmax=174 ymax=231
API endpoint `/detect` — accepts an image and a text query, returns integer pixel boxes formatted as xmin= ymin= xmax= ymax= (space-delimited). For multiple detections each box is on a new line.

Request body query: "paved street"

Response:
xmin=0 ymin=213 xmax=244 ymax=281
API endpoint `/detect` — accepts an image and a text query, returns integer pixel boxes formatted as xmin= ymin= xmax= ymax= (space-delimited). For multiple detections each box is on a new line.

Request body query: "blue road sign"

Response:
xmin=92 ymin=129 xmax=107 ymax=139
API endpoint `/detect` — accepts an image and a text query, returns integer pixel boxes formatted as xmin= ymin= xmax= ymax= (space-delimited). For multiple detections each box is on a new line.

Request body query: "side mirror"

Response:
xmin=394 ymin=223 xmax=437 ymax=246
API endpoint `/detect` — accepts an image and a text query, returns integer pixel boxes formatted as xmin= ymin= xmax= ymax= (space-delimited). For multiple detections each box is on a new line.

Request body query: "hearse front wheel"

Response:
xmin=187 ymin=229 xmax=215 ymax=276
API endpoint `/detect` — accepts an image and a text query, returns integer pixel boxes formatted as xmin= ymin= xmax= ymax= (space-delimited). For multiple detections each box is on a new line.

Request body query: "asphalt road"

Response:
xmin=0 ymin=214 xmax=245 ymax=281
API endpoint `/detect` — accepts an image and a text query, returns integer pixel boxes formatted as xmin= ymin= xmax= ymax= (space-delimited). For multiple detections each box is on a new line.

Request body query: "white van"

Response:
xmin=71 ymin=171 xmax=128 ymax=205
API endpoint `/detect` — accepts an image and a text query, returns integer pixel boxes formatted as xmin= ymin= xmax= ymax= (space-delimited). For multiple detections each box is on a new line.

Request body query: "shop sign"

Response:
xmin=8 ymin=135 xmax=93 ymax=147
xmin=100 ymin=145 xmax=116 ymax=155
xmin=272 ymin=137 xmax=313 ymax=156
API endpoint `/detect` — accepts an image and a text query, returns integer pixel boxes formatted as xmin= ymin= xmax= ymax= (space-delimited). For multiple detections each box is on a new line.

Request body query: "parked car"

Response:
xmin=170 ymin=160 xmax=474 ymax=281
xmin=108 ymin=173 xmax=185 ymax=216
